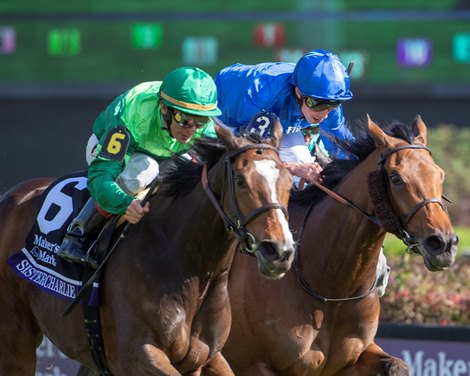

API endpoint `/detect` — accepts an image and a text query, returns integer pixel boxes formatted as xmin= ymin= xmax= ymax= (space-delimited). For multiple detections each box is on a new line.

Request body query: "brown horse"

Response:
xmin=223 ymin=116 xmax=458 ymax=375
xmin=0 ymin=123 xmax=295 ymax=375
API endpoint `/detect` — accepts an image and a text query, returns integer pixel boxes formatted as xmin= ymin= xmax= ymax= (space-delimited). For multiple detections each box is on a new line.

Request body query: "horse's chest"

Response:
xmin=172 ymin=278 xmax=231 ymax=371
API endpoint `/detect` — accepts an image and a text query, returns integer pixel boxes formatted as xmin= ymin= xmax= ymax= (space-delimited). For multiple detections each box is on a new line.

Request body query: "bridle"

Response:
xmin=201 ymin=143 xmax=289 ymax=254
xmin=294 ymin=143 xmax=447 ymax=302
xmin=376 ymin=144 xmax=446 ymax=252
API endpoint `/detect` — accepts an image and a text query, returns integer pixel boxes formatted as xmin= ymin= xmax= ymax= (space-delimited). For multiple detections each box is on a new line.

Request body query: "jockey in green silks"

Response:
xmin=57 ymin=67 xmax=221 ymax=269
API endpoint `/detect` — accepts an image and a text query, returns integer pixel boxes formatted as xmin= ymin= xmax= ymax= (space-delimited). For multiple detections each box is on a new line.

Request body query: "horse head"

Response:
xmin=213 ymin=119 xmax=295 ymax=279
xmin=368 ymin=114 xmax=458 ymax=271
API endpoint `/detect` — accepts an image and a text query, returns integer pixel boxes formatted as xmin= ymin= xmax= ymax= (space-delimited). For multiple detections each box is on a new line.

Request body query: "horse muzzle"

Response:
xmin=254 ymin=240 xmax=295 ymax=280
xmin=417 ymin=232 xmax=459 ymax=271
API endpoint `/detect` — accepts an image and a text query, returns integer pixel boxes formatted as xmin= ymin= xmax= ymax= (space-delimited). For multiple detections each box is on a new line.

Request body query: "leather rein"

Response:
xmin=294 ymin=143 xmax=447 ymax=302
xmin=201 ymin=143 xmax=289 ymax=254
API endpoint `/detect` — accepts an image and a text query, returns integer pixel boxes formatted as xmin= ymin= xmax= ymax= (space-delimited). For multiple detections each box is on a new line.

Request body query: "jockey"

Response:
xmin=57 ymin=66 xmax=221 ymax=269
xmin=215 ymin=49 xmax=354 ymax=185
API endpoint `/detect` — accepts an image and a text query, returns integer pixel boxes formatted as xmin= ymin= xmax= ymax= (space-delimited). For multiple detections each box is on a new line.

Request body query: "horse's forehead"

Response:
xmin=233 ymin=149 xmax=279 ymax=168
xmin=388 ymin=148 xmax=436 ymax=171
xmin=386 ymin=148 xmax=442 ymax=187
xmin=233 ymin=152 xmax=287 ymax=190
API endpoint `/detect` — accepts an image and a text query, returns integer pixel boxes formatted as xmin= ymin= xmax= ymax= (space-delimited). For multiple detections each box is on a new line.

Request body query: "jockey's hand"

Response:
xmin=125 ymin=199 xmax=150 ymax=224
xmin=283 ymin=161 xmax=323 ymax=182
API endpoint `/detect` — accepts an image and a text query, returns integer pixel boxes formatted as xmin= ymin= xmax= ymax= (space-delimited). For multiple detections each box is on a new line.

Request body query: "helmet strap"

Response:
xmin=160 ymin=101 xmax=174 ymax=132
xmin=294 ymin=87 xmax=303 ymax=109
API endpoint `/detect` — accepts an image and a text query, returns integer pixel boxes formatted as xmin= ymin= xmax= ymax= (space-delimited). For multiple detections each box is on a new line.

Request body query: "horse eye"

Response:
xmin=234 ymin=174 xmax=246 ymax=188
xmin=389 ymin=173 xmax=402 ymax=185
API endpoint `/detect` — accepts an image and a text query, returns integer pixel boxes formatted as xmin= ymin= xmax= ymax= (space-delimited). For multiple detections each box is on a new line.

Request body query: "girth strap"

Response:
xmin=81 ymin=267 xmax=113 ymax=375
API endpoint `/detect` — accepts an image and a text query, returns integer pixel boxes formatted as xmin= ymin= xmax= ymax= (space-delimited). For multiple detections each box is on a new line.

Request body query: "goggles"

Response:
xmin=303 ymin=96 xmax=342 ymax=111
xmin=173 ymin=110 xmax=210 ymax=129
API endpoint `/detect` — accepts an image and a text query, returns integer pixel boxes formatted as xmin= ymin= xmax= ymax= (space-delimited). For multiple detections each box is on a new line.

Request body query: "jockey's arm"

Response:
xmin=283 ymin=161 xmax=323 ymax=182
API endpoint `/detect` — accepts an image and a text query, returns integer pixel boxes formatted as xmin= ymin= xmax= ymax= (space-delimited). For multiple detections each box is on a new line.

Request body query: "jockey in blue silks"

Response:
xmin=216 ymin=50 xmax=391 ymax=296
xmin=215 ymin=49 xmax=355 ymax=184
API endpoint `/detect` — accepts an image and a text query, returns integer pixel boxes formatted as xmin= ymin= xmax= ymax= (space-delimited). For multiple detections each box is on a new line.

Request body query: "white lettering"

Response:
xmin=33 ymin=235 xmax=60 ymax=254
xmin=453 ymin=360 xmax=468 ymax=375
xmin=423 ymin=357 xmax=437 ymax=376
xmin=403 ymin=350 xmax=424 ymax=376
xmin=402 ymin=350 xmax=470 ymax=376
xmin=439 ymin=351 xmax=454 ymax=376
xmin=286 ymin=125 xmax=301 ymax=134
xmin=37 ymin=250 xmax=57 ymax=266
xmin=16 ymin=261 xmax=76 ymax=298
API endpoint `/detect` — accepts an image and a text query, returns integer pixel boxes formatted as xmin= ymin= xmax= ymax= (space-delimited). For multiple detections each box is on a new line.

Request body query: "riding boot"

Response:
xmin=57 ymin=198 xmax=106 ymax=269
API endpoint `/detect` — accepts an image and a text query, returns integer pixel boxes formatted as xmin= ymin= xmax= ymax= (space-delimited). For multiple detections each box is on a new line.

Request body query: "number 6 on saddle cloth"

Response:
xmin=6 ymin=171 xmax=154 ymax=307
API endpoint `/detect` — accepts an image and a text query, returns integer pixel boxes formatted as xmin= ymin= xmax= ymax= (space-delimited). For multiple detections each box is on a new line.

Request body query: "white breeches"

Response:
xmin=86 ymin=134 xmax=159 ymax=195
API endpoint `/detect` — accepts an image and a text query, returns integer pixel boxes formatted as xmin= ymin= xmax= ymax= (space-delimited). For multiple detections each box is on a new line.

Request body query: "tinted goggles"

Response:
xmin=303 ymin=96 xmax=342 ymax=111
xmin=173 ymin=110 xmax=210 ymax=129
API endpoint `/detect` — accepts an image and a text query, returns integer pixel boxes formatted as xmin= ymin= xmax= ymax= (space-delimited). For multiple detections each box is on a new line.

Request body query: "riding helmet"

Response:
xmin=159 ymin=66 xmax=222 ymax=117
xmin=291 ymin=49 xmax=353 ymax=101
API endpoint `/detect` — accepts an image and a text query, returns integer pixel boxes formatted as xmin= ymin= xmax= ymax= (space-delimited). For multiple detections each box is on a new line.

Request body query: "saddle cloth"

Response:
xmin=6 ymin=171 xmax=100 ymax=305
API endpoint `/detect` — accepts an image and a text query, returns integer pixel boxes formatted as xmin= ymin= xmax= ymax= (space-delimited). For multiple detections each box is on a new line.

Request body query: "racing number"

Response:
xmin=107 ymin=132 xmax=126 ymax=155
xmin=37 ymin=177 xmax=88 ymax=235
xmin=98 ymin=126 xmax=130 ymax=161
xmin=253 ymin=115 xmax=271 ymax=137
xmin=243 ymin=111 xmax=278 ymax=140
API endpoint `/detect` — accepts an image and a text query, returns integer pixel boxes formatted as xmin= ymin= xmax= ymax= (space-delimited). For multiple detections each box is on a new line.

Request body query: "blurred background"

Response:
xmin=1 ymin=1 xmax=470 ymax=374
xmin=1 ymin=0 xmax=470 ymax=198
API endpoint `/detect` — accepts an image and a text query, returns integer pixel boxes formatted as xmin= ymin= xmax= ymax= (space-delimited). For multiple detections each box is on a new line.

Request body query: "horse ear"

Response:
xmin=269 ymin=117 xmax=283 ymax=149
xmin=215 ymin=121 xmax=237 ymax=150
xmin=367 ymin=114 xmax=393 ymax=149
xmin=413 ymin=115 xmax=427 ymax=146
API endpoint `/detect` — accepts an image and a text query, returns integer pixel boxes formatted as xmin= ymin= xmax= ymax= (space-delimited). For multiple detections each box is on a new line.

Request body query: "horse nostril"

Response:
xmin=424 ymin=234 xmax=446 ymax=252
xmin=257 ymin=241 xmax=278 ymax=260
xmin=258 ymin=241 xmax=292 ymax=263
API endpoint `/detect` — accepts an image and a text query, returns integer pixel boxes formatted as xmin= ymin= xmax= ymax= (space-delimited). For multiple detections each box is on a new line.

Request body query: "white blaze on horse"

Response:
xmin=0 ymin=122 xmax=295 ymax=375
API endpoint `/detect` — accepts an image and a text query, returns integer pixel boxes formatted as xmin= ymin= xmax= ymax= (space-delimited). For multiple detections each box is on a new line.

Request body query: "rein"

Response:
xmin=377 ymin=144 xmax=446 ymax=252
xmin=201 ymin=143 xmax=289 ymax=254
xmin=294 ymin=143 xmax=445 ymax=302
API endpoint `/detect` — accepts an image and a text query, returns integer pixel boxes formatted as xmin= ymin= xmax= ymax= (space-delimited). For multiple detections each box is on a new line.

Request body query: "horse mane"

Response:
xmin=158 ymin=136 xmax=227 ymax=199
xmin=290 ymin=117 xmax=417 ymax=206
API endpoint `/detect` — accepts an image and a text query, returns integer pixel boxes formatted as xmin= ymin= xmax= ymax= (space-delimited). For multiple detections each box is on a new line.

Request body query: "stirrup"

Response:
xmin=59 ymin=245 xmax=99 ymax=270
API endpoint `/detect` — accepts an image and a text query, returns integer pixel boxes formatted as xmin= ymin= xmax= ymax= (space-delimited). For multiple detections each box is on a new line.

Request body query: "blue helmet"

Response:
xmin=291 ymin=49 xmax=353 ymax=101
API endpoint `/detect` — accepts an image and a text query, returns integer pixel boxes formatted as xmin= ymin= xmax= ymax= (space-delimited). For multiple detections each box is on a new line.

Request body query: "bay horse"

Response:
xmin=223 ymin=115 xmax=458 ymax=375
xmin=0 ymin=123 xmax=295 ymax=375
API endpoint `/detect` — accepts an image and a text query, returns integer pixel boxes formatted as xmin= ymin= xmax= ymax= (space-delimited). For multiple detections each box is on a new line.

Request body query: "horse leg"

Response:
xmin=0 ymin=297 xmax=41 ymax=376
xmin=118 ymin=345 xmax=181 ymax=376
xmin=199 ymin=352 xmax=235 ymax=376
xmin=335 ymin=342 xmax=409 ymax=376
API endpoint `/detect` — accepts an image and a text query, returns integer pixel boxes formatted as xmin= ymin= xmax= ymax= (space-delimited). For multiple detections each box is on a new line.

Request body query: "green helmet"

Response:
xmin=160 ymin=66 xmax=222 ymax=117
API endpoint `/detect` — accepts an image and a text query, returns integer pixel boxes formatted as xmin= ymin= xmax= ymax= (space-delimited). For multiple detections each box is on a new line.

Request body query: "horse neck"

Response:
xmin=297 ymin=149 xmax=386 ymax=294
xmin=154 ymin=161 xmax=237 ymax=276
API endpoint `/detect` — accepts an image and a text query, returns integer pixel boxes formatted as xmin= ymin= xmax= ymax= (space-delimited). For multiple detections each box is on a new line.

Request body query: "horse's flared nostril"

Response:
xmin=423 ymin=234 xmax=446 ymax=253
xmin=257 ymin=241 xmax=279 ymax=260
xmin=257 ymin=241 xmax=293 ymax=263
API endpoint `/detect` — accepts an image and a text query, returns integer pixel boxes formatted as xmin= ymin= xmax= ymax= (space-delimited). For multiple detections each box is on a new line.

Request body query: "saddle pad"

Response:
xmin=6 ymin=171 xmax=100 ymax=305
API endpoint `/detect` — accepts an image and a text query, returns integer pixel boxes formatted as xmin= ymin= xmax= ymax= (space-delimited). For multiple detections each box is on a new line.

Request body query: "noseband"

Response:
xmin=201 ymin=143 xmax=289 ymax=254
xmin=294 ymin=142 xmax=448 ymax=302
